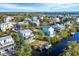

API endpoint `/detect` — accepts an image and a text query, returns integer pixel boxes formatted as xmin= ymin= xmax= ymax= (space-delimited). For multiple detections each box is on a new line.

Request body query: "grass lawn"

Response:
xmin=31 ymin=40 xmax=48 ymax=46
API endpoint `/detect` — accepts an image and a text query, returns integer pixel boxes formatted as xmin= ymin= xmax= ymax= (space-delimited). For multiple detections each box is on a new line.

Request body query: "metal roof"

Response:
xmin=0 ymin=35 xmax=13 ymax=41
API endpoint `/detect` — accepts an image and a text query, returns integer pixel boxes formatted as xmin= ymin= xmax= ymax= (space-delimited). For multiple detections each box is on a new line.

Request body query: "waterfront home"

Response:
xmin=0 ymin=35 xmax=15 ymax=56
xmin=31 ymin=16 xmax=40 ymax=26
xmin=18 ymin=29 xmax=34 ymax=40
xmin=70 ymin=32 xmax=75 ymax=36
xmin=3 ymin=16 xmax=14 ymax=23
xmin=76 ymin=17 xmax=79 ymax=23
xmin=0 ymin=22 xmax=13 ymax=32
xmin=64 ymin=14 xmax=72 ymax=18
xmin=31 ymin=40 xmax=51 ymax=52
xmin=52 ymin=23 xmax=65 ymax=31
xmin=42 ymin=26 xmax=55 ymax=37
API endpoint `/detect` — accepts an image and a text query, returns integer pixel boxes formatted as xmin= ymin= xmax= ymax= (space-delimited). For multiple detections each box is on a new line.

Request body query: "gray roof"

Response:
xmin=0 ymin=35 xmax=13 ymax=41
xmin=19 ymin=29 xmax=32 ymax=34
xmin=0 ymin=35 xmax=15 ymax=49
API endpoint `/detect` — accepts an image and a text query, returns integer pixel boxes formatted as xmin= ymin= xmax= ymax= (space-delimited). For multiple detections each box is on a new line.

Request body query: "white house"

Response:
xmin=52 ymin=17 xmax=60 ymax=23
xmin=52 ymin=24 xmax=65 ymax=31
xmin=3 ymin=16 xmax=14 ymax=23
xmin=64 ymin=21 xmax=72 ymax=29
xmin=55 ymin=17 xmax=60 ymax=22
xmin=0 ymin=35 xmax=15 ymax=49
xmin=24 ymin=18 xmax=31 ymax=22
xmin=0 ymin=35 xmax=15 ymax=56
xmin=0 ymin=22 xmax=15 ymax=32
xmin=31 ymin=16 xmax=40 ymax=26
xmin=48 ymin=27 xmax=55 ymax=37
xmin=0 ymin=23 xmax=13 ymax=32
xmin=39 ymin=16 xmax=44 ymax=20
xmin=17 ymin=18 xmax=32 ymax=26
xmin=17 ymin=21 xmax=29 ymax=26
xmin=76 ymin=17 xmax=79 ymax=23
xmin=18 ymin=29 xmax=34 ymax=40
xmin=42 ymin=26 xmax=55 ymax=37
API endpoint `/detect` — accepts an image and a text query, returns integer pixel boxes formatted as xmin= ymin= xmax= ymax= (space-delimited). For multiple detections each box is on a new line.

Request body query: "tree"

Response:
xmin=11 ymin=31 xmax=32 ymax=56
xmin=48 ymin=35 xmax=61 ymax=45
xmin=11 ymin=32 xmax=21 ymax=43
xmin=16 ymin=43 xmax=32 ymax=56
xmin=33 ymin=31 xmax=46 ymax=41
xmin=61 ymin=42 xmax=79 ymax=56
xmin=57 ymin=29 xmax=69 ymax=39
xmin=69 ymin=23 xmax=77 ymax=32
xmin=42 ymin=16 xmax=51 ymax=25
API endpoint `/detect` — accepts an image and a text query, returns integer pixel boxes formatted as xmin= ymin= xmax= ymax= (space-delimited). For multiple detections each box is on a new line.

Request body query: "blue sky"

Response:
xmin=0 ymin=3 xmax=79 ymax=12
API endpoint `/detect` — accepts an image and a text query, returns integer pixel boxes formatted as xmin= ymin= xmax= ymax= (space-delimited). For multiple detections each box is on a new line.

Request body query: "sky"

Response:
xmin=0 ymin=3 xmax=79 ymax=12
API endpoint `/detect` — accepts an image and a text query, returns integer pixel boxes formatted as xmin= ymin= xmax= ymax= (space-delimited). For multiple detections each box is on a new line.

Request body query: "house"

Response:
xmin=64 ymin=21 xmax=72 ymax=29
xmin=17 ymin=21 xmax=29 ymax=26
xmin=76 ymin=17 xmax=79 ymax=23
xmin=17 ymin=18 xmax=31 ymax=26
xmin=0 ymin=35 xmax=15 ymax=49
xmin=31 ymin=16 xmax=40 ymax=26
xmin=0 ymin=22 xmax=13 ymax=32
xmin=24 ymin=18 xmax=31 ymax=22
xmin=50 ymin=17 xmax=60 ymax=24
xmin=12 ymin=23 xmax=20 ymax=32
xmin=0 ymin=35 xmax=15 ymax=56
xmin=52 ymin=23 xmax=65 ymax=31
xmin=42 ymin=26 xmax=55 ymax=37
xmin=3 ymin=16 xmax=14 ymax=23
xmin=55 ymin=17 xmax=60 ymax=22
xmin=70 ymin=32 xmax=75 ymax=36
xmin=18 ymin=29 xmax=34 ymax=40
xmin=39 ymin=16 xmax=44 ymax=20
xmin=31 ymin=40 xmax=52 ymax=52
xmin=53 ymin=17 xmax=60 ymax=23
xmin=24 ymin=18 xmax=32 ymax=24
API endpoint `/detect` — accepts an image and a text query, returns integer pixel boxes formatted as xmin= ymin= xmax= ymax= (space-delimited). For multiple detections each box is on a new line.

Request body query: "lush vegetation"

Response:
xmin=0 ymin=12 xmax=79 ymax=56
xmin=16 ymin=43 xmax=32 ymax=56
xmin=62 ymin=41 xmax=79 ymax=56
xmin=10 ymin=32 xmax=32 ymax=56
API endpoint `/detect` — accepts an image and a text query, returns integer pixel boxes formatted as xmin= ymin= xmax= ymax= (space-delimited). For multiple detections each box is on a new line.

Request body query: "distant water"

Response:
xmin=50 ymin=32 xmax=79 ymax=56
xmin=43 ymin=13 xmax=79 ymax=17
xmin=43 ymin=13 xmax=64 ymax=17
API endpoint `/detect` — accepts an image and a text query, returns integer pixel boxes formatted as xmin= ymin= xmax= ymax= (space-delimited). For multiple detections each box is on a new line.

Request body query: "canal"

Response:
xmin=50 ymin=32 xmax=79 ymax=56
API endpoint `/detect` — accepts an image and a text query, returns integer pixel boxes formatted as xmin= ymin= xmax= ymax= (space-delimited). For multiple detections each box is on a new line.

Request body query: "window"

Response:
xmin=0 ymin=42 xmax=2 ymax=46
xmin=4 ymin=40 xmax=6 ymax=43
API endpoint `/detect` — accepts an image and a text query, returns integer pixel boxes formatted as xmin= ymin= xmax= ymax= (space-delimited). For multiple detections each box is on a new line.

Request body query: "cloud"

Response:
xmin=45 ymin=4 xmax=74 ymax=9
xmin=41 ymin=3 xmax=79 ymax=11
xmin=0 ymin=4 xmax=35 ymax=10
xmin=0 ymin=3 xmax=79 ymax=12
